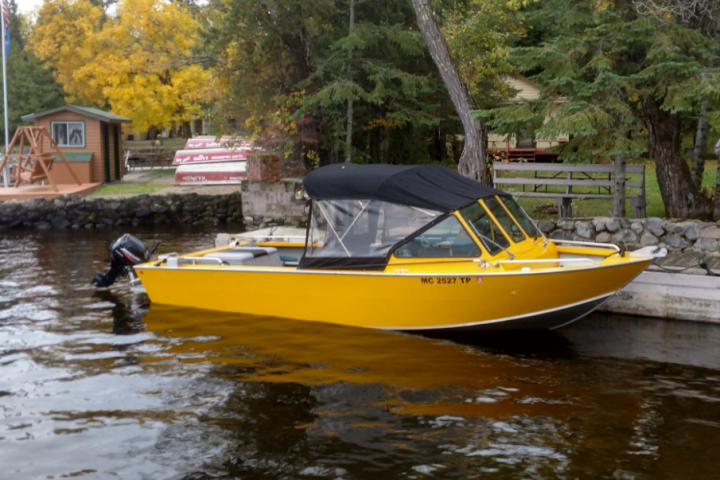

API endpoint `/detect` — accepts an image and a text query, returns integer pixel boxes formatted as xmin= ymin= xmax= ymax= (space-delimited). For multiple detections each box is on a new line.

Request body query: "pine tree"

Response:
xmin=480 ymin=0 xmax=720 ymax=219
xmin=1 ymin=1 xmax=65 ymax=143
xmin=205 ymin=0 xmax=459 ymax=168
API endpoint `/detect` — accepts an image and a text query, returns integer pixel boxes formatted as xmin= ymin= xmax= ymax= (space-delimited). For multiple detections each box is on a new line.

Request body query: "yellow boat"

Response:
xmin=133 ymin=164 xmax=665 ymax=332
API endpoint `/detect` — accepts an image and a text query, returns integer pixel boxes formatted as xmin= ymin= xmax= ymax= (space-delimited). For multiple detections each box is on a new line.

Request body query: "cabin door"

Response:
xmin=102 ymin=123 xmax=111 ymax=183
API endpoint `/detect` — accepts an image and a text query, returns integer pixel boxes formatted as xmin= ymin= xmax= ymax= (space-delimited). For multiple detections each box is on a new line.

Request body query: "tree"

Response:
xmin=409 ymin=0 xmax=489 ymax=183
xmin=205 ymin=0 xmax=457 ymax=167
xmin=30 ymin=0 xmax=213 ymax=132
xmin=631 ymin=0 xmax=720 ymax=192
xmin=691 ymin=98 xmax=712 ymax=188
xmin=480 ymin=0 xmax=720 ymax=219
xmin=0 ymin=1 xmax=65 ymax=142
xmin=345 ymin=0 xmax=355 ymax=163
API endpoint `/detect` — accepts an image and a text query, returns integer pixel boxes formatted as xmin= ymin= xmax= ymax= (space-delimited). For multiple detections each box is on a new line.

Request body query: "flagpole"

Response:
xmin=0 ymin=3 xmax=8 ymax=188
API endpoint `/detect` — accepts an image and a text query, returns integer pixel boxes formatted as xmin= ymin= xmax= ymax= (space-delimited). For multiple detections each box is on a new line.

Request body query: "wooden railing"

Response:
xmin=493 ymin=163 xmax=646 ymax=218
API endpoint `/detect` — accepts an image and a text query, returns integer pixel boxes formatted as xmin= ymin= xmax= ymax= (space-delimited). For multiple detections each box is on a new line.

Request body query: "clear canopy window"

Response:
xmin=484 ymin=197 xmax=526 ymax=243
xmin=395 ymin=215 xmax=481 ymax=258
xmin=460 ymin=201 xmax=510 ymax=256
xmin=306 ymin=200 xmax=441 ymax=258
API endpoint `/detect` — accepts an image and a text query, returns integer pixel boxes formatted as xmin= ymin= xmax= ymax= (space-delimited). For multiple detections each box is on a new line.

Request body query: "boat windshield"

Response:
xmin=483 ymin=197 xmax=526 ymax=243
xmin=305 ymin=199 xmax=441 ymax=260
xmin=459 ymin=202 xmax=510 ymax=255
xmin=500 ymin=197 xmax=542 ymax=238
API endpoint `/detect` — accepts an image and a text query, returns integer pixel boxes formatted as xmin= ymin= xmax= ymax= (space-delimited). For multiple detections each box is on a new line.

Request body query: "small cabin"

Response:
xmin=488 ymin=76 xmax=569 ymax=162
xmin=21 ymin=105 xmax=131 ymax=184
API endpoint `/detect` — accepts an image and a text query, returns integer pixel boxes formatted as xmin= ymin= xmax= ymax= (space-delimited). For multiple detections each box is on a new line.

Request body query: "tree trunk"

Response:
xmin=146 ymin=126 xmax=158 ymax=141
xmin=345 ymin=0 xmax=355 ymax=163
xmin=436 ymin=128 xmax=448 ymax=161
xmin=410 ymin=0 xmax=489 ymax=184
xmin=613 ymin=153 xmax=626 ymax=217
xmin=644 ymin=97 xmax=712 ymax=219
xmin=182 ymin=121 xmax=192 ymax=140
xmin=690 ymin=98 xmax=711 ymax=189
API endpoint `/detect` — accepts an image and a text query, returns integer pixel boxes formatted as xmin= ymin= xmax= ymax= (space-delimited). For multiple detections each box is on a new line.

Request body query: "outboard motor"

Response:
xmin=92 ymin=234 xmax=153 ymax=288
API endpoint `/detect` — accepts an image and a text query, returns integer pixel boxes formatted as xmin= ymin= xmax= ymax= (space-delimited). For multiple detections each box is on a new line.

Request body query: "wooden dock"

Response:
xmin=0 ymin=183 xmax=101 ymax=201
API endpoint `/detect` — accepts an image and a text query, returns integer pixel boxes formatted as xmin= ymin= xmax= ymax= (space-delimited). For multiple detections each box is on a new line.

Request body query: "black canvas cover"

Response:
xmin=303 ymin=164 xmax=507 ymax=213
xmin=298 ymin=256 xmax=387 ymax=271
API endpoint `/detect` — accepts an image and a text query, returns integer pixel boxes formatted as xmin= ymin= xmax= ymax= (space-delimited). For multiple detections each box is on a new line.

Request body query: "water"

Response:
xmin=1 ymin=229 xmax=720 ymax=480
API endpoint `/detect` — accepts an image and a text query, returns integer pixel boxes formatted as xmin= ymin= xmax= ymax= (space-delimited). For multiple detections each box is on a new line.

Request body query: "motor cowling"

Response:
xmin=92 ymin=234 xmax=150 ymax=287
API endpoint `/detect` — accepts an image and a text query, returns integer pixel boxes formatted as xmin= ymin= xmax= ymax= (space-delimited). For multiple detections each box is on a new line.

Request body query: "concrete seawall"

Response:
xmin=602 ymin=269 xmax=720 ymax=324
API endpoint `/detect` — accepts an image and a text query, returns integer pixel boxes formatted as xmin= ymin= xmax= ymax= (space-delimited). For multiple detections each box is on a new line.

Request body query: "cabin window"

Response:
xmin=394 ymin=216 xmax=481 ymax=258
xmin=459 ymin=202 xmax=510 ymax=255
xmin=484 ymin=197 xmax=526 ymax=243
xmin=51 ymin=121 xmax=85 ymax=148
xmin=305 ymin=199 xmax=441 ymax=258
xmin=500 ymin=197 xmax=542 ymax=238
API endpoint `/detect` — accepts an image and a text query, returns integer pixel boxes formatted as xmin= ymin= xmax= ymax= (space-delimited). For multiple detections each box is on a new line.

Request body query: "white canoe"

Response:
xmin=174 ymin=162 xmax=246 ymax=185
xmin=172 ymin=147 xmax=253 ymax=165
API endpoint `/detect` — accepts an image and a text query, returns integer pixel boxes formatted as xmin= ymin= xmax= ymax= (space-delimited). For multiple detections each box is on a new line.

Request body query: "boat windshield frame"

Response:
xmin=298 ymin=194 xmax=537 ymax=270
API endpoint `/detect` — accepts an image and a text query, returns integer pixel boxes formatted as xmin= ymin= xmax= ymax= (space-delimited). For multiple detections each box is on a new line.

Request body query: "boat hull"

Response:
xmin=172 ymin=148 xmax=252 ymax=165
xmin=134 ymin=259 xmax=651 ymax=331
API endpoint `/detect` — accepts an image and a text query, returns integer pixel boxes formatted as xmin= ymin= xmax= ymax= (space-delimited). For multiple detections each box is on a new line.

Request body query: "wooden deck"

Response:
xmin=0 ymin=183 xmax=101 ymax=201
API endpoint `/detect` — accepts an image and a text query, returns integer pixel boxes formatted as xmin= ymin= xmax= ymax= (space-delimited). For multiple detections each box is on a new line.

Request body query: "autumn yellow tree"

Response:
xmin=31 ymin=0 xmax=213 ymax=133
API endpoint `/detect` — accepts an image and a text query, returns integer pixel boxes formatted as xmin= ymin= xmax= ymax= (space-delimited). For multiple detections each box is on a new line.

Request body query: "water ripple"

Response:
xmin=0 ymin=229 xmax=719 ymax=479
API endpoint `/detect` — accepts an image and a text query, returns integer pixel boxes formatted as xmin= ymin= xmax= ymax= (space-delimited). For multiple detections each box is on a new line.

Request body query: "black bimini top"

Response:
xmin=303 ymin=163 xmax=507 ymax=212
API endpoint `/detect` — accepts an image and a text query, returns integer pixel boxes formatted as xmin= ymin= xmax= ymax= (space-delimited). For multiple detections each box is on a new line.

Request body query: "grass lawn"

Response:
xmin=143 ymin=169 xmax=177 ymax=178
xmin=93 ymin=183 xmax=168 ymax=195
xmin=502 ymin=160 xmax=718 ymax=219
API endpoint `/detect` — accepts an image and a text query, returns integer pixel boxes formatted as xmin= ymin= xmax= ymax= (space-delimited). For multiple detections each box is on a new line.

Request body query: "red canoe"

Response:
xmin=174 ymin=162 xmax=247 ymax=185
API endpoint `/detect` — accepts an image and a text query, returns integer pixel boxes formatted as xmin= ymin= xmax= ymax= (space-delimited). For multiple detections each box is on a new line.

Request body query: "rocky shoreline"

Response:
xmin=539 ymin=217 xmax=720 ymax=255
xmin=0 ymin=193 xmax=244 ymax=230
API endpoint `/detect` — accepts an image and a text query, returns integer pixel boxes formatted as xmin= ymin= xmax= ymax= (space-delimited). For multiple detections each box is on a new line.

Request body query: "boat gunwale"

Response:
xmin=134 ymin=256 xmax=654 ymax=278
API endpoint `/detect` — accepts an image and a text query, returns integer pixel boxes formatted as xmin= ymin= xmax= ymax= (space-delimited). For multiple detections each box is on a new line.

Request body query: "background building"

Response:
xmin=22 ymin=105 xmax=131 ymax=184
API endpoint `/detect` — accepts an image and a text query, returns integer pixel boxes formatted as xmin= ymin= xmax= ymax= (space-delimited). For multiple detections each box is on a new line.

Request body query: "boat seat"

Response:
xmin=202 ymin=252 xmax=255 ymax=265
xmin=225 ymin=246 xmax=277 ymax=258
xmin=206 ymin=246 xmax=283 ymax=267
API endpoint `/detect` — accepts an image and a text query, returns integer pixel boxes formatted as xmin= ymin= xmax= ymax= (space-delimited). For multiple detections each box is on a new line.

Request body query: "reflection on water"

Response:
xmin=1 ymin=229 xmax=720 ymax=479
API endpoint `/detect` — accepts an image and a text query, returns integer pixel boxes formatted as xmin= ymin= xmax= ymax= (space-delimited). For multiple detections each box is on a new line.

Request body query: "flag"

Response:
xmin=1 ymin=0 xmax=8 ymax=57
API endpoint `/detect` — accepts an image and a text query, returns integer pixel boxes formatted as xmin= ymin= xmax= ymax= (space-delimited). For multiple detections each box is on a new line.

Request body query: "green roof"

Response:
xmin=22 ymin=105 xmax=131 ymax=124
xmin=53 ymin=153 xmax=93 ymax=162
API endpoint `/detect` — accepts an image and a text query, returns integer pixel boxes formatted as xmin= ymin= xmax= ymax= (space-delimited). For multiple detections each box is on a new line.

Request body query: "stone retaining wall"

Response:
xmin=3 ymin=190 xmax=719 ymax=254
xmin=0 ymin=193 xmax=244 ymax=230
xmin=539 ymin=217 xmax=720 ymax=255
